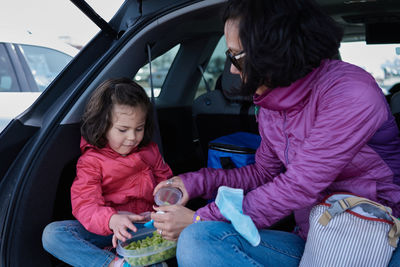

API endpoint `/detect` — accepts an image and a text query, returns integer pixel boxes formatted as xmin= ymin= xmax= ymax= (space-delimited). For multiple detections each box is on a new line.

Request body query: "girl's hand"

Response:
xmin=153 ymin=176 xmax=189 ymax=205
xmin=139 ymin=211 xmax=152 ymax=222
xmin=109 ymin=213 xmax=145 ymax=247
xmin=151 ymin=204 xmax=195 ymax=241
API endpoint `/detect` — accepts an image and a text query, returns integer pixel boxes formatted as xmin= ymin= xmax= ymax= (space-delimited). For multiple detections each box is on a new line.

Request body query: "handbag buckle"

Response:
xmin=327 ymin=199 xmax=350 ymax=217
xmin=319 ymin=199 xmax=350 ymax=226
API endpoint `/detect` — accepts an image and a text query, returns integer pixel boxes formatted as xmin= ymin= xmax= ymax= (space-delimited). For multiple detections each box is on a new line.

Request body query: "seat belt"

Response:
xmin=146 ymin=43 xmax=164 ymax=156
xmin=198 ymin=65 xmax=211 ymax=93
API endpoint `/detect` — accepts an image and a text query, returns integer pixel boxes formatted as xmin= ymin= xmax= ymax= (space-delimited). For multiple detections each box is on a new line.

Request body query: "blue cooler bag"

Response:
xmin=207 ymin=132 xmax=261 ymax=170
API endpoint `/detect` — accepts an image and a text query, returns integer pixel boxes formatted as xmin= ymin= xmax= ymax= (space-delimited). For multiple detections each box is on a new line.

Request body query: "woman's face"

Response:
xmin=224 ymin=18 xmax=243 ymax=78
xmin=106 ymin=104 xmax=146 ymax=156
xmin=224 ymin=18 xmax=268 ymax=95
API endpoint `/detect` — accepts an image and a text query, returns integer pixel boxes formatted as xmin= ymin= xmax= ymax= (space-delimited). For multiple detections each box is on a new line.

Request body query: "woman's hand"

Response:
xmin=109 ymin=212 xmax=145 ymax=247
xmin=151 ymin=205 xmax=195 ymax=241
xmin=153 ymin=176 xmax=189 ymax=205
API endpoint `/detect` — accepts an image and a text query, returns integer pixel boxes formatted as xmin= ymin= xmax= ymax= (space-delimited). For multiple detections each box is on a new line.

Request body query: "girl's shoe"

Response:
xmin=114 ymin=257 xmax=130 ymax=267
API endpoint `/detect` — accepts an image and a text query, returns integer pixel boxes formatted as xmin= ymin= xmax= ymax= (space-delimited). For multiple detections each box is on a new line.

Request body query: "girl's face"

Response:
xmin=106 ymin=104 xmax=146 ymax=156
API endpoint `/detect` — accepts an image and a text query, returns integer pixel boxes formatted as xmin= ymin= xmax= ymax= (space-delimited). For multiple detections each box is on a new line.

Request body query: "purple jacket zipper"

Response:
xmin=283 ymin=112 xmax=290 ymax=165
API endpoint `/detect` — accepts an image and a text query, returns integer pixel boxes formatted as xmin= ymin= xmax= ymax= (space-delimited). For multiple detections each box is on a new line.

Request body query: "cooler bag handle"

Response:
xmin=318 ymin=196 xmax=400 ymax=247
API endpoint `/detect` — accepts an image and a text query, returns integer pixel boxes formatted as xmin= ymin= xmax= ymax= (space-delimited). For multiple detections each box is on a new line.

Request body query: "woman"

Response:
xmin=151 ymin=0 xmax=400 ymax=266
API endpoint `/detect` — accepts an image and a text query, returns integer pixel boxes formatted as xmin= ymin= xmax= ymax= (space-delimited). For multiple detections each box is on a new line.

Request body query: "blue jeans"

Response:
xmin=177 ymin=221 xmax=400 ymax=267
xmin=42 ymin=220 xmax=117 ymax=267
xmin=177 ymin=221 xmax=305 ymax=266
xmin=389 ymin=245 xmax=400 ymax=267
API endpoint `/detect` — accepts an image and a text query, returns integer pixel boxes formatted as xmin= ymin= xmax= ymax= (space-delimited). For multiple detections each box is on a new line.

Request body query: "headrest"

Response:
xmin=220 ymin=60 xmax=252 ymax=103
xmin=390 ymin=83 xmax=400 ymax=96
xmin=391 ymin=91 xmax=400 ymax=114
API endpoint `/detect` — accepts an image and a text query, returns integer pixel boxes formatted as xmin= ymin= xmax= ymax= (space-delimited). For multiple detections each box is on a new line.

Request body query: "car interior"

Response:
xmin=1 ymin=0 xmax=400 ymax=266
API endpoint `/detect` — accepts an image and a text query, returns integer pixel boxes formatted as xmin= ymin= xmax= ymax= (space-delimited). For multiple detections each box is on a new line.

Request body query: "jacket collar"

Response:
xmin=80 ymin=137 xmax=138 ymax=158
xmin=253 ymin=60 xmax=330 ymax=111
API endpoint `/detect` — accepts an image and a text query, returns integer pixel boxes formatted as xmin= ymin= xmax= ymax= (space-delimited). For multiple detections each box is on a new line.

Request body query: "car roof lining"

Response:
xmin=317 ymin=0 xmax=400 ymax=42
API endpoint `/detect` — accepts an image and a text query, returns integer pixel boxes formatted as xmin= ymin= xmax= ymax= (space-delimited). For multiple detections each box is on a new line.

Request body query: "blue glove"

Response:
xmin=215 ymin=186 xmax=260 ymax=246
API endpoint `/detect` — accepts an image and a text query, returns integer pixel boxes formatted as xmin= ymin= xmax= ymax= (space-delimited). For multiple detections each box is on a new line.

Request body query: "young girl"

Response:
xmin=42 ymin=77 xmax=173 ymax=267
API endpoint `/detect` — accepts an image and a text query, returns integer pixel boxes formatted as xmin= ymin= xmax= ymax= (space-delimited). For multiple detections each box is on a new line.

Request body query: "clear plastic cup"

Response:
xmin=154 ymin=187 xmax=182 ymax=206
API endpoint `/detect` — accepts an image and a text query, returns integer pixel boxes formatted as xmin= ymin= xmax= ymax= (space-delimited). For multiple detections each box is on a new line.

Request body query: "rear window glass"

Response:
xmin=0 ymin=45 xmax=19 ymax=92
xmin=339 ymin=41 xmax=400 ymax=95
xmin=134 ymin=45 xmax=180 ymax=98
xmin=20 ymin=44 xmax=73 ymax=92
xmin=195 ymin=37 xmax=227 ymax=99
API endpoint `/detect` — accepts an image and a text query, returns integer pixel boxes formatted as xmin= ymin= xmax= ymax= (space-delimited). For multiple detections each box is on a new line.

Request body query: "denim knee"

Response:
xmin=177 ymin=223 xmax=200 ymax=265
xmin=177 ymin=222 xmax=220 ymax=266
xmin=178 ymin=223 xmax=205 ymax=247
xmin=42 ymin=221 xmax=69 ymax=252
xmin=42 ymin=222 xmax=57 ymax=250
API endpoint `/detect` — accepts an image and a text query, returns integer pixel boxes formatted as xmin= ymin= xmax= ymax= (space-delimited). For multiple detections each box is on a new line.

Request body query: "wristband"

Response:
xmin=193 ymin=212 xmax=201 ymax=223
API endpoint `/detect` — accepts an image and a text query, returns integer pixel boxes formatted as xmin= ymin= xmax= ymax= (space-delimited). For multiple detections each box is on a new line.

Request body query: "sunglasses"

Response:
xmin=225 ymin=50 xmax=245 ymax=71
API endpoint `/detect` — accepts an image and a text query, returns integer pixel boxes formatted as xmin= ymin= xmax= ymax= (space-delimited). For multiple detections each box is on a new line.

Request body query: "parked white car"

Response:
xmin=0 ymin=35 xmax=79 ymax=132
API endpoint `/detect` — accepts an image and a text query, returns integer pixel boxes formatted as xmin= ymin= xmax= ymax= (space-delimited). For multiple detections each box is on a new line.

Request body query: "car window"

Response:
xmin=195 ymin=37 xmax=227 ymax=99
xmin=0 ymin=45 xmax=19 ymax=92
xmin=134 ymin=45 xmax=180 ymax=98
xmin=19 ymin=44 xmax=73 ymax=92
xmin=339 ymin=41 xmax=400 ymax=95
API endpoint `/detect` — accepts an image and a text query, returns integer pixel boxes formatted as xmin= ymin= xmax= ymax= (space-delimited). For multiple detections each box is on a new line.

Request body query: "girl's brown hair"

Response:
xmin=81 ymin=77 xmax=154 ymax=148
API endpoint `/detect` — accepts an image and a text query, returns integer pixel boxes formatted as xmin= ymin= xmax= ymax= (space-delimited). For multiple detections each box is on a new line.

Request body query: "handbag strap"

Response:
xmin=318 ymin=196 xmax=400 ymax=248
xmin=344 ymin=197 xmax=392 ymax=214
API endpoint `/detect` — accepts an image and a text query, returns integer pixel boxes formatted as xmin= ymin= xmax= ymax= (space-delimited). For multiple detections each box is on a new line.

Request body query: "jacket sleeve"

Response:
xmin=149 ymin=143 xmax=173 ymax=184
xmin=241 ymin=78 xmax=389 ymax=228
xmin=71 ymin=154 xmax=116 ymax=235
xmin=181 ymin=137 xmax=283 ymax=221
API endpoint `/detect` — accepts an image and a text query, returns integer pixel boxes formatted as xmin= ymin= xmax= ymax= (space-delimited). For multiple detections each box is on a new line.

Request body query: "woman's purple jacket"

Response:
xmin=181 ymin=59 xmax=400 ymax=240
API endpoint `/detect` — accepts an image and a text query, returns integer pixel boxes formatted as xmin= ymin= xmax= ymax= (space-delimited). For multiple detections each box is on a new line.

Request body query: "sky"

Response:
xmin=0 ymin=0 xmax=124 ymax=47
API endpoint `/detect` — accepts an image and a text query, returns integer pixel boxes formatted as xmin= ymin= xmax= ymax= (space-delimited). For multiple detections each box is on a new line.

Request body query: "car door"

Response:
xmin=0 ymin=1 xmax=145 ymax=266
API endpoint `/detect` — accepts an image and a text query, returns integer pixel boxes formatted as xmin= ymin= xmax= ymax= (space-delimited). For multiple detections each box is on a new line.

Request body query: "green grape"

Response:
xmin=123 ymin=231 xmax=177 ymax=266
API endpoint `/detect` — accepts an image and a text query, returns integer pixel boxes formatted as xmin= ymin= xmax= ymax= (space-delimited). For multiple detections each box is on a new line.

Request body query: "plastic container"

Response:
xmin=117 ymin=227 xmax=177 ymax=266
xmin=154 ymin=187 xmax=182 ymax=206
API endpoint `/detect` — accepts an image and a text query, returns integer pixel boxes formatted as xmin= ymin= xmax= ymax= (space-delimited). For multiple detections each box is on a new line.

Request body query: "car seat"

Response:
xmin=387 ymin=83 xmax=400 ymax=103
xmin=192 ymin=59 xmax=258 ymax=162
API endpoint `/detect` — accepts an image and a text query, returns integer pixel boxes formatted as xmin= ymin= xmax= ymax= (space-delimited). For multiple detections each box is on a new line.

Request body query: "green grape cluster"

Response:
xmin=123 ymin=231 xmax=176 ymax=266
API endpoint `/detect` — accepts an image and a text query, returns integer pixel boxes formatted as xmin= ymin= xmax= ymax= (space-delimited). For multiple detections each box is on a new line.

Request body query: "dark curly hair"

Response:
xmin=81 ymin=77 xmax=154 ymax=148
xmin=223 ymin=0 xmax=343 ymax=95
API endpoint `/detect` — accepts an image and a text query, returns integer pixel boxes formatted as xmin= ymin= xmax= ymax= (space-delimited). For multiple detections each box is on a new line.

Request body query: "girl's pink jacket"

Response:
xmin=181 ymin=59 xmax=400 ymax=239
xmin=71 ymin=138 xmax=172 ymax=235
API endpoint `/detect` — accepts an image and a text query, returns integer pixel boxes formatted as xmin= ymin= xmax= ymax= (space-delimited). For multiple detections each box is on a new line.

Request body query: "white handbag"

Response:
xmin=299 ymin=193 xmax=400 ymax=267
